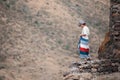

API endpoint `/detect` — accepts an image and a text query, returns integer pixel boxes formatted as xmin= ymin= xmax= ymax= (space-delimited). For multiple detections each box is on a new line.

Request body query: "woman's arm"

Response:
xmin=80 ymin=34 xmax=86 ymax=37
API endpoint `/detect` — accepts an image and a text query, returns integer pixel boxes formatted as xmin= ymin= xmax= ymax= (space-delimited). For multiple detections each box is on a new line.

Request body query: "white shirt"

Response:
xmin=81 ymin=26 xmax=90 ymax=39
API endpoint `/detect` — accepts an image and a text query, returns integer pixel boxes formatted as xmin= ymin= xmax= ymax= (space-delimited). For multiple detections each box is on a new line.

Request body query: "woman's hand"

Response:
xmin=80 ymin=34 xmax=82 ymax=37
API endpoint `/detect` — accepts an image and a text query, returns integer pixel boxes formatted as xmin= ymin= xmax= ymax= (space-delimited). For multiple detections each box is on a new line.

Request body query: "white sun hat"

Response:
xmin=79 ymin=20 xmax=86 ymax=25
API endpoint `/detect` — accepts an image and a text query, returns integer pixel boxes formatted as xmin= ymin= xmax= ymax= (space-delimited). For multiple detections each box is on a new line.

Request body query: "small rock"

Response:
xmin=79 ymin=77 xmax=84 ymax=80
xmin=71 ymin=75 xmax=80 ymax=80
xmin=92 ymin=64 xmax=99 ymax=68
xmin=79 ymin=66 xmax=84 ymax=69
xmin=80 ymin=73 xmax=92 ymax=80
xmin=92 ymin=68 xmax=97 ymax=72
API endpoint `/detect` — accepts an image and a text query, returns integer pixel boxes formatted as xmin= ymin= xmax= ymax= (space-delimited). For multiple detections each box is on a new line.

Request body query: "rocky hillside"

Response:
xmin=0 ymin=0 xmax=114 ymax=80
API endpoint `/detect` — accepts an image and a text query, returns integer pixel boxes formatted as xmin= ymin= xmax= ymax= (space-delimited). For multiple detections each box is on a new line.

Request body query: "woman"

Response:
xmin=78 ymin=20 xmax=90 ymax=59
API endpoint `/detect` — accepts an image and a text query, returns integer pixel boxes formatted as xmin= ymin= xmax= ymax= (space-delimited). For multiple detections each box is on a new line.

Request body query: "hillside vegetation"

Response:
xmin=0 ymin=0 xmax=111 ymax=80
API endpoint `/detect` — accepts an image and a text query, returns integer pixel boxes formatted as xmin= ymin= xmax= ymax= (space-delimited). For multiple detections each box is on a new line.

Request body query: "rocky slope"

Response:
xmin=0 ymin=0 xmax=116 ymax=80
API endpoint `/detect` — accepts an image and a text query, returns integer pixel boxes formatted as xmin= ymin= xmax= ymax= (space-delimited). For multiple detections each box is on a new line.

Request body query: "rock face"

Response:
xmin=98 ymin=0 xmax=120 ymax=59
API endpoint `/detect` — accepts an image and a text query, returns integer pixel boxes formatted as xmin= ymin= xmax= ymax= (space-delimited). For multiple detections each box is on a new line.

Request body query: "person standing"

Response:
xmin=78 ymin=20 xmax=90 ymax=59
